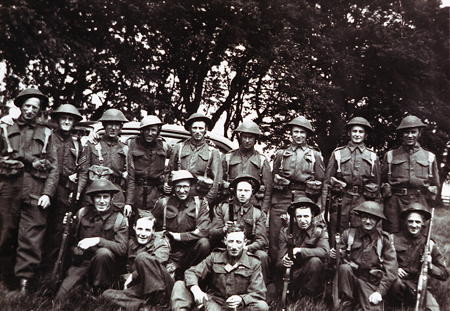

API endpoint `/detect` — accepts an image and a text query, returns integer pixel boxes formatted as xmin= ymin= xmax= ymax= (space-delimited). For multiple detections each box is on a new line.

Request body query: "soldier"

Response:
xmin=171 ymin=223 xmax=269 ymax=311
xmin=124 ymin=115 xmax=172 ymax=223
xmin=381 ymin=115 xmax=440 ymax=233
xmin=42 ymin=104 xmax=83 ymax=270
xmin=388 ymin=203 xmax=448 ymax=311
xmin=152 ymin=170 xmax=210 ymax=279
xmin=277 ymin=197 xmax=329 ymax=298
xmin=78 ymin=108 xmax=129 ymax=210
xmin=222 ymin=120 xmax=273 ymax=214
xmin=322 ymin=117 xmax=380 ymax=246
xmin=103 ymin=216 xmax=173 ymax=310
xmin=270 ymin=116 xmax=325 ymax=263
xmin=0 ymin=88 xmax=59 ymax=292
xmin=331 ymin=201 xmax=397 ymax=311
xmin=56 ymin=179 xmax=128 ymax=299
xmin=210 ymin=175 xmax=270 ymax=283
xmin=167 ymin=113 xmax=223 ymax=207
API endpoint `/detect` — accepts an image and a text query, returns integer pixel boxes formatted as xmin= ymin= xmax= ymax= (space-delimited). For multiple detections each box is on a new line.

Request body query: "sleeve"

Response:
xmin=152 ymin=198 xmax=165 ymax=232
xmin=184 ymin=253 xmax=214 ymax=287
xmin=431 ymin=155 xmax=440 ymax=190
xmin=204 ymin=148 xmax=223 ymax=205
xmin=180 ymin=199 xmax=211 ymax=242
xmin=42 ymin=135 xmax=59 ymax=197
xmin=430 ymin=241 xmax=449 ymax=281
xmin=321 ymin=150 xmax=338 ymax=210
xmin=126 ymin=144 xmax=135 ymax=206
xmin=98 ymin=216 xmax=129 ymax=257
xmin=376 ymin=235 xmax=398 ymax=296
xmin=260 ymin=157 xmax=273 ymax=214
xmin=77 ymin=144 xmax=91 ymax=195
xmin=271 ymin=151 xmax=282 ymax=177
xmin=298 ymin=229 xmax=329 ymax=260
xmin=380 ymin=153 xmax=389 ymax=184
xmin=167 ymin=143 xmax=180 ymax=173
xmin=210 ymin=204 xmax=226 ymax=241
xmin=246 ymin=211 xmax=269 ymax=253
xmin=152 ymin=235 xmax=171 ymax=264
xmin=240 ymin=261 xmax=267 ymax=305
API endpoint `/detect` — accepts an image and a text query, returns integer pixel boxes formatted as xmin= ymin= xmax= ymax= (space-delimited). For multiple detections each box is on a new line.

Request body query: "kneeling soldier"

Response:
xmin=56 ymin=179 xmax=128 ymax=299
xmin=171 ymin=223 xmax=268 ymax=311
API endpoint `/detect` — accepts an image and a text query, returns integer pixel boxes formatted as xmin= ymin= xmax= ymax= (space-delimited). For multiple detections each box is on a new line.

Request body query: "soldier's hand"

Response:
xmin=38 ymin=195 xmax=51 ymax=209
xmin=226 ymin=295 xmax=243 ymax=309
xmin=166 ymin=262 xmax=177 ymax=274
xmin=398 ymin=268 xmax=409 ymax=279
xmin=124 ymin=205 xmax=133 ymax=217
xmin=0 ymin=115 xmax=14 ymax=126
xmin=223 ymin=181 xmax=230 ymax=189
xmin=78 ymin=237 xmax=100 ymax=250
xmin=293 ymin=247 xmax=302 ymax=259
xmin=330 ymin=248 xmax=336 ymax=259
xmin=124 ymin=274 xmax=133 ymax=289
xmin=169 ymin=232 xmax=181 ymax=241
xmin=163 ymin=183 xmax=173 ymax=194
xmin=369 ymin=292 xmax=382 ymax=305
xmin=282 ymin=254 xmax=294 ymax=268
xmin=223 ymin=221 xmax=234 ymax=233
xmin=191 ymin=285 xmax=208 ymax=305
xmin=87 ymin=132 xmax=100 ymax=144
xmin=32 ymin=159 xmax=47 ymax=170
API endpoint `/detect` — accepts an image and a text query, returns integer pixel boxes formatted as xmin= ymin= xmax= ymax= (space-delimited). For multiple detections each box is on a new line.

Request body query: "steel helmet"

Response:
xmin=98 ymin=109 xmax=129 ymax=123
xmin=353 ymin=201 xmax=386 ymax=220
xmin=346 ymin=117 xmax=373 ymax=131
xmin=171 ymin=170 xmax=196 ymax=185
xmin=234 ymin=121 xmax=263 ymax=136
xmin=397 ymin=116 xmax=426 ymax=131
xmin=51 ymin=104 xmax=83 ymax=122
xmin=399 ymin=203 xmax=431 ymax=221
xmin=140 ymin=115 xmax=163 ymax=129
xmin=184 ymin=113 xmax=212 ymax=131
xmin=286 ymin=116 xmax=313 ymax=133
xmin=85 ymin=179 xmax=120 ymax=196
xmin=229 ymin=174 xmax=261 ymax=195
xmin=288 ymin=197 xmax=320 ymax=217
xmin=14 ymin=88 xmax=49 ymax=109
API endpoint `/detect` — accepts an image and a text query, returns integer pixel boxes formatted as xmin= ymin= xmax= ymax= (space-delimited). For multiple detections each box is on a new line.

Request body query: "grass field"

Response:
xmin=1 ymin=207 xmax=449 ymax=311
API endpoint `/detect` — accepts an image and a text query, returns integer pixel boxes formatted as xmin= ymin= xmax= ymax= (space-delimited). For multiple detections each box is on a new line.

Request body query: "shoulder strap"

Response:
xmin=114 ymin=212 xmax=126 ymax=232
xmin=42 ymin=127 xmax=53 ymax=154
xmin=310 ymin=148 xmax=316 ymax=170
xmin=72 ymin=136 xmax=81 ymax=167
xmin=386 ymin=150 xmax=393 ymax=184
xmin=95 ymin=142 xmax=103 ymax=164
xmin=334 ymin=150 xmax=342 ymax=173
xmin=194 ymin=196 xmax=201 ymax=219
xmin=368 ymin=149 xmax=377 ymax=178
xmin=122 ymin=143 xmax=129 ymax=175
xmin=76 ymin=207 xmax=88 ymax=231
xmin=204 ymin=146 xmax=213 ymax=178
xmin=252 ymin=206 xmax=260 ymax=236
xmin=225 ymin=152 xmax=231 ymax=181
xmin=347 ymin=228 xmax=357 ymax=253
xmin=376 ymin=235 xmax=384 ymax=266
xmin=428 ymin=152 xmax=435 ymax=179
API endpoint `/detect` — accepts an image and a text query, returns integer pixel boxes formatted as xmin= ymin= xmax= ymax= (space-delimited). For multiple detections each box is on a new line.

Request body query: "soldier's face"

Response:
xmin=93 ymin=193 xmax=112 ymax=212
xmin=349 ymin=125 xmax=366 ymax=144
xmin=239 ymin=133 xmax=257 ymax=150
xmin=58 ymin=114 xmax=75 ymax=132
xmin=134 ymin=218 xmax=154 ymax=245
xmin=406 ymin=212 xmax=424 ymax=236
xmin=103 ymin=122 xmax=123 ymax=139
xmin=291 ymin=126 xmax=307 ymax=145
xmin=402 ymin=128 xmax=420 ymax=146
xmin=295 ymin=207 xmax=312 ymax=230
xmin=190 ymin=121 xmax=207 ymax=142
xmin=225 ymin=231 xmax=246 ymax=259
xmin=174 ymin=180 xmax=191 ymax=201
xmin=21 ymin=98 xmax=41 ymax=121
xmin=360 ymin=213 xmax=378 ymax=231
xmin=236 ymin=181 xmax=253 ymax=204
xmin=142 ymin=125 xmax=159 ymax=143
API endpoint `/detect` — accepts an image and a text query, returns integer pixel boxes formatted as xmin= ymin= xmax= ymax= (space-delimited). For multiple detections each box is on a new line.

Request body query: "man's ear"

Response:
xmin=133 ymin=225 xmax=136 ymax=231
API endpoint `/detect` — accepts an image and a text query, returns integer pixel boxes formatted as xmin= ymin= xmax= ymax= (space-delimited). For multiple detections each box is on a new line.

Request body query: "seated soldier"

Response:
xmin=331 ymin=201 xmax=397 ymax=311
xmin=210 ymin=174 xmax=270 ymax=283
xmin=171 ymin=223 xmax=268 ymax=311
xmin=56 ymin=179 xmax=128 ymax=299
xmin=388 ymin=203 xmax=448 ymax=311
xmin=276 ymin=197 xmax=329 ymax=298
xmin=103 ymin=216 xmax=173 ymax=310
xmin=152 ymin=170 xmax=210 ymax=279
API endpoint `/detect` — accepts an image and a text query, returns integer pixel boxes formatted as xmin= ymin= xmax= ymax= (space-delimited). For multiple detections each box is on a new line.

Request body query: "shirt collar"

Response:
xmin=347 ymin=141 xmax=366 ymax=153
xmin=17 ymin=116 xmax=37 ymax=127
xmin=293 ymin=223 xmax=314 ymax=238
xmin=101 ymin=135 xmax=119 ymax=146
xmin=401 ymin=143 xmax=421 ymax=154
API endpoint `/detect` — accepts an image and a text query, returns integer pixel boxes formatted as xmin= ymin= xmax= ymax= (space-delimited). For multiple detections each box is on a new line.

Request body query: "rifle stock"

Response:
xmin=282 ymin=191 xmax=296 ymax=309
xmin=332 ymin=196 xmax=342 ymax=309
xmin=415 ymin=208 xmax=434 ymax=311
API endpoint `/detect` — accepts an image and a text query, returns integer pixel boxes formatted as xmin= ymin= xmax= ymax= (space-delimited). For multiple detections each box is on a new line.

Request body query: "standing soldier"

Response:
xmin=42 ymin=104 xmax=83 ymax=270
xmin=222 ymin=120 xmax=273 ymax=214
xmin=124 ymin=115 xmax=172 ymax=224
xmin=167 ymin=113 xmax=222 ymax=207
xmin=322 ymin=117 xmax=380 ymax=246
xmin=0 ymin=88 xmax=58 ymax=292
xmin=270 ymin=116 xmax=325 ymax=263
xmin=78 ymin=108 xmax=129 ymax=210
xmin=381 ymin=116 xmax=440 ymax=233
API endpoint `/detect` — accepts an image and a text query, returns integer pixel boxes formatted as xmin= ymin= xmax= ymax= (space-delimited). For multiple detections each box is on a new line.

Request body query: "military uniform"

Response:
xmin=126 ymin=136 xmax=172 ymax=217
xmin=56 ymin=204 xmax=128 ymax=299
xmin=103 ymin=232 xmax=174 ymax=311
xmin=210 ymin=199 xmax=270 ymax=283
xmin=171 ymin=249 xmax=268 ymax=311
xmin=78 ymin=136 xmax=127 ymax=208
xmin=276 ymin=223 xmax=329 ymax=296
xmin=269 ymin=143 xmax=325 ymax=263
xmin=152 ymin=195 xmax=211 ymax=274
xmin=223 ymin=148 xmax=273 ymax=213
xmin=338 ymin=227 xmax=398 ymax=311
xmin=322 ymin=142 xmax=380 ymax=243
xmin=169 ymin=137 xmax=223 ymax=206
xmin=381 ymin=144 xmax=439 ymax=232
xmin=388 ymin=230 xmax=448 ymax=310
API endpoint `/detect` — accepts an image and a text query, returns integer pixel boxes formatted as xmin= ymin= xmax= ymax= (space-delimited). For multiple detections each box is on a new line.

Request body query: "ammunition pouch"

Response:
xmin=330 ymin=177 xmax=346 ymax=194
xmin=196 ymin=175 xmax=214 ymax=195
xmin=306 ymin=180 xmax=322 ymax=196
xmin=88 ymin=165 xmax=114 ymax=182
xmin=381 ymin=183 xmax=392 ymax=198
xmin=137 ymin=208 xmax=154 ymax=218
xmin=273 ymin=174 xmax=290 ymax=190
xmin=363 ymin=182 xmax=379 ymax=200
xmin=0 ymin=159 xmax=24 ymax=177
xmin=255 ymin=184 xmax=265 ymax=199
xmin=30 ymin=159 xmax=51 ymax=179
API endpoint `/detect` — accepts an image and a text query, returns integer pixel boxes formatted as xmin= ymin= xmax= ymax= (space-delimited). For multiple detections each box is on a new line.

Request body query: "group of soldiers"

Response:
xmin=0 ymin=87 xmax=448 ymax=311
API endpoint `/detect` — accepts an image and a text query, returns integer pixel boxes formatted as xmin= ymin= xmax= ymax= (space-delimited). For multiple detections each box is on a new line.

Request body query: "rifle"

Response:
xmin=228 ymin=196 xmax=235 ymax=223
xmin=281 ymin=192 xmax=295 ymax=310
xmin=143 ymin=174 xmax=148 ymax=212
xmin=332 ymin=196 xmax=342 ymax=309
xmin=415 ymin=208 xmax=435 ymax=311
xmin=324 ymin=185 xmax=332 ymax=243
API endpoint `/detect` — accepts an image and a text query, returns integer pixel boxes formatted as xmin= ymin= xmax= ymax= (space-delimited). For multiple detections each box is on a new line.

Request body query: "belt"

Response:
xmin=289 ymin=182 xmax=306 ymax=190
xmin=136 ymin=177 xmax=162 ymax=187
xmin=392 ymin=188 xmax=423 ymax=196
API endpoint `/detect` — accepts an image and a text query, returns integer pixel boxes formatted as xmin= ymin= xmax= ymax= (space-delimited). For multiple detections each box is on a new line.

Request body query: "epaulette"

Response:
xmin=212 ymin=247 xmax=226 ymax=252
xmin=334 ymin=146 xmax=346 ymax=151
xmin=311 ymin=145 xmax=322 ymax=152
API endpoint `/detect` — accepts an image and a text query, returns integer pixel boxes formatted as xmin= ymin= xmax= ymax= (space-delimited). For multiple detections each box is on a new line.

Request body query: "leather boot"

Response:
xmin=18 ymin=278 xmax=29 ymax=295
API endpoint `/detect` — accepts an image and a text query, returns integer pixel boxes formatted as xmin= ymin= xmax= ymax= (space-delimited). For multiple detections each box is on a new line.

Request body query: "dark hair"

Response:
xmin=226 ymin=223 xmax=246 ymax=236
